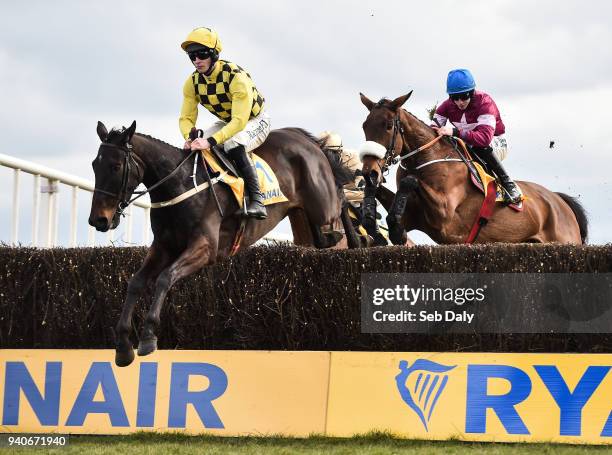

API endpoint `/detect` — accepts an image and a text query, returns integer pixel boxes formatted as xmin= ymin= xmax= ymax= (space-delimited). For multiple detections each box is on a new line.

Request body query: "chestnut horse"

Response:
xmin=358 ymin=92 xmax=587 ymax=245
xmin=89 ymin=121 xmax=355 ymax=366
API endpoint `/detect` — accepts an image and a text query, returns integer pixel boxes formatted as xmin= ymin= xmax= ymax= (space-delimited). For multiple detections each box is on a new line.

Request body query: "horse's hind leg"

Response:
xmin=288 ymin=207 xmax=342 ymax=248
xmin=288 ymin=209 xmax=314 ymax=246
xmin=137 ymin=235 xmax=217 ymax=357
xmin=308 ymin=220 xmax=343 ymax=248
xmin=115 ymin=241 xmax=170 ymax=367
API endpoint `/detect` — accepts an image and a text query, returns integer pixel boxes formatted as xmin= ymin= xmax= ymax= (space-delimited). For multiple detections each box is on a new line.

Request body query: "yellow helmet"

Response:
xmin=181 ymin=27 xmax=223 ymax=53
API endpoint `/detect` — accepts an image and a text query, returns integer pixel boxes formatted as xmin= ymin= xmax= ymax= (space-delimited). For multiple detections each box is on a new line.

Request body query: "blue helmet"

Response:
xmin=446 ymin=69 xmax=476 ymax=94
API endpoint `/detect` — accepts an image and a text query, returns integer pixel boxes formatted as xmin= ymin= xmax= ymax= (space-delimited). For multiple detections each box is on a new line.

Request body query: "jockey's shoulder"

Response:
xmin=472 ymin=90 xmax=497 ymax=106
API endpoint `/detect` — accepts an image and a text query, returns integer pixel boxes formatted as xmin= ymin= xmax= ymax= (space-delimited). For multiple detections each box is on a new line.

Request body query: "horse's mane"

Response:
xmin=288 ymin=127 xmax=328 ymax=149
xmin=374 ymin=98 xmax=433 ymax=130
xmin=371 ymin=98 xmax=460 ymax=152
xmin=134 ymin=132 xmax=182 ymax=152
xmin=373 ymin=98 xmax=446 ymax=143
xmin=105 ymin=127 xmax=181 ymax=151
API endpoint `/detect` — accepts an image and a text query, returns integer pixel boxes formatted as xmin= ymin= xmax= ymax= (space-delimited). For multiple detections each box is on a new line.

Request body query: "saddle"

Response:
xmin=452 ymin=141 xmax=524 ymax=212
xmin=469 ymin=162 xmax=524 ymax=212
xmin=200 ymin=146 xmax=288 ymax=209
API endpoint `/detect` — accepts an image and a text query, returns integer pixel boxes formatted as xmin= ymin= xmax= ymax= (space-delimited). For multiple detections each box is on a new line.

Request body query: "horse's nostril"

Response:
xmin=96 ymin=216 xmax=108 ymax=228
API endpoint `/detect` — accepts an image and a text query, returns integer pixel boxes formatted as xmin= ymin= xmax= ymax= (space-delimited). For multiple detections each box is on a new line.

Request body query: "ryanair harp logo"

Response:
xmin=395 ymin=359 xmax=456 ymax=431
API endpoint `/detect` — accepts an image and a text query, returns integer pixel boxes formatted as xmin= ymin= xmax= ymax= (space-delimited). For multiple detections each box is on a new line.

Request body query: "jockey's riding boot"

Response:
xmin=477 ymin=147 xmax=523 ymax=204
xmin=227 ymin=145 xmax=267 ymax=219
xmin=361 ymin=185 xmax=379 ymax=237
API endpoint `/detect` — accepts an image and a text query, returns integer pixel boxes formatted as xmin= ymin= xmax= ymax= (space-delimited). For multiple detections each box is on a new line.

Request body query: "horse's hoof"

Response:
xmin=115 ymin=348 xmax=135 ymax=367
xmin=325 ymin=231 xmax=343 ymax=247
xmin=389 ymin=225 xmax=407 ymax=246
xmin=137 ymin=337 xmax=158 ymax=357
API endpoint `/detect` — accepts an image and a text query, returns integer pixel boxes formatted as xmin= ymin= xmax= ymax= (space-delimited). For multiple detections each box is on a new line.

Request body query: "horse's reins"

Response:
xmin=380 ymin=114 xmax=481 ymax=178
xmin=190 ymin=128 xmax=224 ymax=218
xmin=379 ymin=113 xmax=454 ymax=176
xmin=94 ymin=142 xmax=198 ymax=216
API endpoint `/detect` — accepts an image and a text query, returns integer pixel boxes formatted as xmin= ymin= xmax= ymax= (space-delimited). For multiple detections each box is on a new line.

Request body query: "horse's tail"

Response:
xmin=290 ymin=128 xmax=354 ymax=188
xmin=556 ymin=192 xmax=589 ymax=244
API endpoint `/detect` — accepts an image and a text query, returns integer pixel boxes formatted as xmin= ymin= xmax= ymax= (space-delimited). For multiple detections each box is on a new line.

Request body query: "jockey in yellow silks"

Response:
xmin=179 ymin=27 xmax=270 ymax=219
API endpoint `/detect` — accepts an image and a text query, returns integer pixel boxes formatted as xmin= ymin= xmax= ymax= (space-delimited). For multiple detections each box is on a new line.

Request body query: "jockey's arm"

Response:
xmin=432 ymin=113 xmax=448 ymax=127
xmin=179 ymin=77 xmax=199 ymax=140
xmin=461 ymin=122 xmax=495 ymax=148
xmin=460 ymin=100 xmax=497 ymax=148
xmin=207 ymin=73 xmax=254 ymax=146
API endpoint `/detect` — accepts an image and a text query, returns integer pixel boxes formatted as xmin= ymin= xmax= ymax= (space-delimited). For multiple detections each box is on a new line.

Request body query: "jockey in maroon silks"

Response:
xmin=432 ymin=68 xmax=522 ymax=204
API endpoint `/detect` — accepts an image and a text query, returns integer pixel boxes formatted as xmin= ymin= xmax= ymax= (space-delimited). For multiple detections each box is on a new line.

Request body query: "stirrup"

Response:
xmin=502 ymin=184 xmax=522 ymax=205
xmin=246 ymin=197 xmax=267 ymax=219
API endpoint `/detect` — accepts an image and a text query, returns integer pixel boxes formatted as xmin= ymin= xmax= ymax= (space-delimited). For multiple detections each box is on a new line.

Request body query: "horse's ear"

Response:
xmin=360 ymin=92 xmax=375 ymax=111
xmin=119 ymin=120 xmax=137 ymax=144
xmin=126 ymin=120 xmax=136 ymax=142
xmin=96 ymin=121 xmax=108 ymax=142
xmin=390 ymin=91 xmax=413 ymax=110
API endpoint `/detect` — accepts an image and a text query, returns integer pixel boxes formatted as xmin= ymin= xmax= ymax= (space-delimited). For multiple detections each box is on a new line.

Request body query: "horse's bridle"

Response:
xmin=93 ymin=142 xmax=197 ymax=216
xmin=379 ymin=111 xmax=445 ymax=174
xmin=382 ymin=112 xmax=460 ymax=173
xmin=382 ymin=114 xmax=404 ymax=171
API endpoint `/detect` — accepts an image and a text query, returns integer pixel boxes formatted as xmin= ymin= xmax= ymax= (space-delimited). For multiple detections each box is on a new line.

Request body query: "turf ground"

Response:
xmin=1 ymin=433 xmax=611 ymax=454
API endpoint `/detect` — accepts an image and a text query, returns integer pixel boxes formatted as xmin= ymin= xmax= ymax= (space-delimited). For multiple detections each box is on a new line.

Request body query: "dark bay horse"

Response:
xmin=89 ymin=121 xmax=354 ymax=366
xmin=358 ymin=92 xmax=588 ymax=245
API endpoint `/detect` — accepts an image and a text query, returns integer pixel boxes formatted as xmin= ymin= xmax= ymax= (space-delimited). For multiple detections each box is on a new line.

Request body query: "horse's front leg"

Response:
xmin=137 ymin=234 xmax=217 ymax=357
xmin=360 ymin=157 xmax=383 ymax=238
xmin=115 ymin=241 xmax=170 ymax=367
xmin=387 ymin=175 xmax=419 ymax=245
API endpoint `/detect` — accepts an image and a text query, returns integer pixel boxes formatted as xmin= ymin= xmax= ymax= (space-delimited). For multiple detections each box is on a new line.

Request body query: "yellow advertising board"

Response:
xmin=0 ymin=350 xmax=329 ymax=435
xmin=326 ymin=352 xmax=612 ymax=444
xmin=1 ymin=350 xmax=611 ymax=444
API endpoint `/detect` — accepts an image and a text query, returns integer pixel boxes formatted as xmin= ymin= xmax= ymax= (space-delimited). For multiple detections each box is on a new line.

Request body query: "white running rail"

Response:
xmin=1 ymin=153 xmax=292 ymax=247
xmin=1 ymin=153 xmax=152 ymax=247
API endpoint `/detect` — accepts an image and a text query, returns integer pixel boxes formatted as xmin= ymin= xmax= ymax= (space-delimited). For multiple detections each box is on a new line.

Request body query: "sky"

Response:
xmin=1 ymin=0 xmax=611 ymax=246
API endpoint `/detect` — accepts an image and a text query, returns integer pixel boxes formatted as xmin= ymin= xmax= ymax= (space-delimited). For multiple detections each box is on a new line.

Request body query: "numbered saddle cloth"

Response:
xmin=201 ymin=149 xmax=288 ymax=208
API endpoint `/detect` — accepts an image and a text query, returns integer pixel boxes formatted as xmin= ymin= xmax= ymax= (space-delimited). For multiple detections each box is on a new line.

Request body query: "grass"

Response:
xmin=1 ymin=432 xmax=611 ymax=455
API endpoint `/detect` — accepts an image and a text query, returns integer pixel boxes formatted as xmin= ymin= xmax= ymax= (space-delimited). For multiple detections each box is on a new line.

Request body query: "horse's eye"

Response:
xmin=386 ymin=123 xmax=393 ymax=130
xmin=111 ymin=163 xmax=121 ymax=172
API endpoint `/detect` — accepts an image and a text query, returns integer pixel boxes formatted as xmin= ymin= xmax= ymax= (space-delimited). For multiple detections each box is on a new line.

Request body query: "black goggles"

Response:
xmin=450 ymin=91 xmax=472 ymax=101
xmin=188 ymin=49 xmax=212 ymax=61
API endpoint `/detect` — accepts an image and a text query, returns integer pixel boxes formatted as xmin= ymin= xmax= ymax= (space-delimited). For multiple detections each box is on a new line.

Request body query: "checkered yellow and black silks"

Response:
xmin=191 ymin=60 xmax=265 ymax=121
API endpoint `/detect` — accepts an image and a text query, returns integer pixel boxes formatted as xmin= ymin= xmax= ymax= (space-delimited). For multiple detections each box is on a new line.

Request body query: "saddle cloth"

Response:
xmin=201 ymin=149 xmax=288 ymax=208
xmin=469 ymin=161 xmax=524 ymax=211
